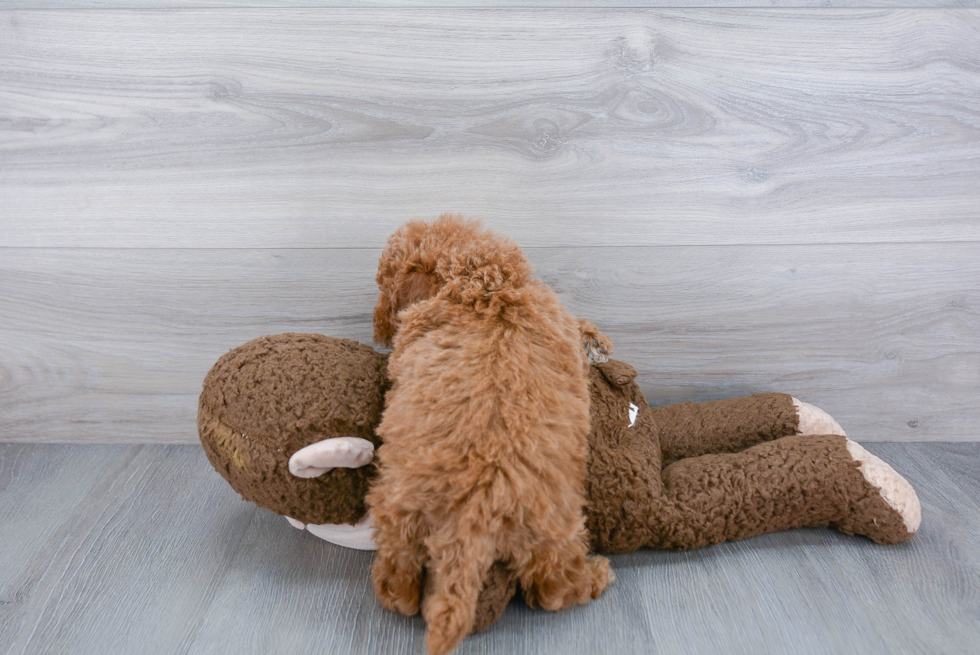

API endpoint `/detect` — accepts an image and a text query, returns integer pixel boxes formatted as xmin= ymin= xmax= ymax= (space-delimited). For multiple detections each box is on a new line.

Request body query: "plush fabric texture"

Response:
xmin=198 ymin=333 xmax=916 ymax=636
xmin=652 ymin=393 xmax=800 ymax=467
xmin=654 ymin=434 xmax=913 ymax=547
xmin=198 ymin=333 xmax=388 ymax=526
xmin=583 ymin=361 xmax=909 ymax=552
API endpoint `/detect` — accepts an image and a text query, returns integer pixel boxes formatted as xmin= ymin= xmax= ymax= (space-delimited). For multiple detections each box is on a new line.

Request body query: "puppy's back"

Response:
xmin=370 ymin=216 xmax=607 ymax=655
xmin=380 ymin=279 xmax=590 ymax=487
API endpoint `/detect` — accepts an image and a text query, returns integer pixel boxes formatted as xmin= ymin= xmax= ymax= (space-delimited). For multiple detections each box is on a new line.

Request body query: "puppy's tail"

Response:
xmin=422 ymin=529 xmax=496 ymax=655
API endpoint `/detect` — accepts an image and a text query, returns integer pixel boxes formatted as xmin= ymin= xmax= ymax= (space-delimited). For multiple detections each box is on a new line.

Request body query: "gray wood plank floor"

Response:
xmin=0 ymin=442 xmax=976 ymax=655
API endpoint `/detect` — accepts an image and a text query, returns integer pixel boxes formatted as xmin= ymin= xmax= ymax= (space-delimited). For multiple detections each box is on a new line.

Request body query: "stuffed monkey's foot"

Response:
xmin=842 ymin=439 xmax=921 ymax=541
xmin=793 ymin=398 xmax=846 ymax=436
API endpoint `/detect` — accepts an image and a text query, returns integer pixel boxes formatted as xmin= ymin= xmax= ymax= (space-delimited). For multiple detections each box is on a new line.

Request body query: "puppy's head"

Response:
xmin=373 ymin=213 xmax=530 ymax=347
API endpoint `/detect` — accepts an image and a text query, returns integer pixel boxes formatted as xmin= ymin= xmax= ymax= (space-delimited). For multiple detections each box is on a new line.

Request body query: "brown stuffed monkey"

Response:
xmin=199 ymin=333 xmax=920 ymax=633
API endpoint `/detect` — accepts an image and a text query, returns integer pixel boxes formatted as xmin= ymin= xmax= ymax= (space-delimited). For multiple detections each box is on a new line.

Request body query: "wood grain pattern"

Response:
xmin=2 ymin=10 xmax=979 ymax=247
xmin=0 ymin=443 xmax=977 ymax=654
xmin=0 ymin=444 xmax=261 ymax=655
xmin=1 ymin=243 xmax=976 ymax=444
xmin=3 ymin=1 xmax=979 ymax=8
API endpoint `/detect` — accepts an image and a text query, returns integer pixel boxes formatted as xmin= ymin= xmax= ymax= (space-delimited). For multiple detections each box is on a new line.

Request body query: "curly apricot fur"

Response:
xmin=368 ymin=215 xmax=612 ymax=655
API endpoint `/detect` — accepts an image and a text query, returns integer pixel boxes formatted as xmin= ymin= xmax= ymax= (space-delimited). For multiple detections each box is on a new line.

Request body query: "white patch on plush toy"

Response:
xmin=305 ymin=515 xmax=377 ymax=550
xmin=628 ymin=402 xmax=638 ymax=428
xmin=285 ymin=516 xmax=306 ymax=530
xmin=793 ymin=398 xmax=846 ymax=436
xmin=846 ymin=439 xmax=922 ymax=534
xmin=288 ymin=437 xmax=375 ymax=478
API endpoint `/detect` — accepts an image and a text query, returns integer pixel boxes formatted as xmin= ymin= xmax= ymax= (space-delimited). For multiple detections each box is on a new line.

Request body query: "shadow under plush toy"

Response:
xmin=199 ymin=332 xmax=921 ymax=633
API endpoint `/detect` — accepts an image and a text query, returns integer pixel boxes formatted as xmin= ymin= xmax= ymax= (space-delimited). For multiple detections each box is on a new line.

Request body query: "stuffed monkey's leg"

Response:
xmin=652 ymin=393 xmax=809 ymax=467
xmin=651 ymin=434 xmax=920 ymax=549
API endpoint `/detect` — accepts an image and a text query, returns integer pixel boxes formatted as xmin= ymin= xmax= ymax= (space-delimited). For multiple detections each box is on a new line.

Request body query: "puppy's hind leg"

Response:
xmin=521 ymin=538 xmax=613 ymax=612
xmin=371 ymin=508 xmax=428 ymax=616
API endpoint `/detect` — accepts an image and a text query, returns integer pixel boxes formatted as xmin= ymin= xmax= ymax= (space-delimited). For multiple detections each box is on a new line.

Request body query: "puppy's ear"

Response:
xmin=374 ymin=270 xmax=438 ymax=347
xmin=397 ymin=271 xmax=438 ymax=314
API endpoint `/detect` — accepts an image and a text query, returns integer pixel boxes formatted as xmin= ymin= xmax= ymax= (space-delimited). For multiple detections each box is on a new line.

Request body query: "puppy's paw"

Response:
xmin=528 ymin=554 xmax=614 ymax=611
xmin=372 ymin=559 xmax=422 ymax=616
xmin=375 ymin=579 xmax=421 ymax=616
xmin=584 ymin=555 xmax=614 ymax=600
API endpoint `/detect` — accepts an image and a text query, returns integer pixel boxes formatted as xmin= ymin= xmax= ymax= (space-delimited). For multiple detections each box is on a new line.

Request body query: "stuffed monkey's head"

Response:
xmin=198 ymin=333 xmax=389 ymax=526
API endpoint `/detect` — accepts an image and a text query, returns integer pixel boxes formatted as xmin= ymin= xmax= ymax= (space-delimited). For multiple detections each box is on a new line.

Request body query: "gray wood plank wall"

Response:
xmin=2 ymin=1 xmax=979 ymax=7
xmin=1 ymin=8 xmax=978 ymax=443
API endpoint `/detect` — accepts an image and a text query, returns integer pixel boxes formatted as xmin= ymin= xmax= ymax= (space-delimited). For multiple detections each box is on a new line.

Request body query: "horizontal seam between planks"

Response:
xmin=1 ymin=241 xmax=980 ymax=252
xmin=1 ymin=6 xmax=978 ymax=10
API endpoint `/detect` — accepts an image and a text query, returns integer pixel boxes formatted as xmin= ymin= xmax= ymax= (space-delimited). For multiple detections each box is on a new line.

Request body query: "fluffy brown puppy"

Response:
xmin=368 ymin=215 xmax=612 ymax=655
